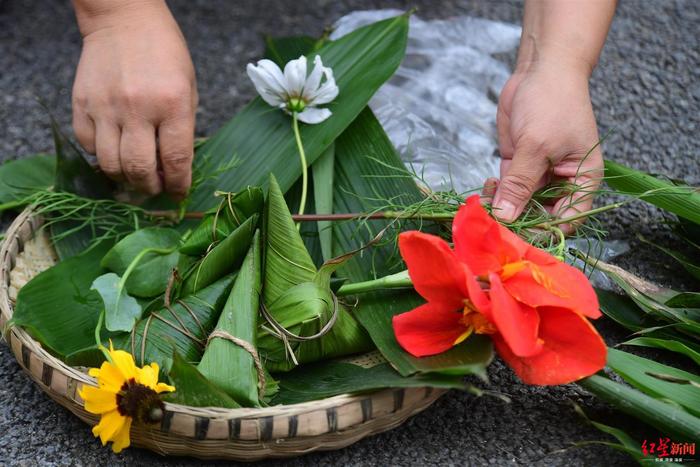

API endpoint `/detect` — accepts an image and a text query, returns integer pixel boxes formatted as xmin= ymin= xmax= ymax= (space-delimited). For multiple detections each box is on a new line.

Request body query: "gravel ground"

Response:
xmin=1 ymin=0 xmax=698 ymax=466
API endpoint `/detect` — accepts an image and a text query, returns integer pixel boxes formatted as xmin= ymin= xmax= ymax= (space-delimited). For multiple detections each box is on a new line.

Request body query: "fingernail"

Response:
xmin=493 ymin=199 xmax=516 ymax=222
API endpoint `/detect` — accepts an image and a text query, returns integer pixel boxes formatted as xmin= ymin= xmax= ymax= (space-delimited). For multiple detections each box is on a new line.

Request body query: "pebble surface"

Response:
xmin=1 ymin=1 xmax=698 ymax=465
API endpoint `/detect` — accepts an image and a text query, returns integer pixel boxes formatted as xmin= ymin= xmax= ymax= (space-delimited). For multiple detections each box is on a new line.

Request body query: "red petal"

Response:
xmin=399 ymin=231 xmax=469 ymax=310
xmin=494 ymin=307 xmax=607 ymax=385
xmin=488 ymin=273 xmax=542 ymax=357
xmin=504 ymin=261 xmax=601 ymax=319
xmin=453 ymin=195 xmax=525 ymax=275
xmin=392 ymin=303 xmax=467 ymax=357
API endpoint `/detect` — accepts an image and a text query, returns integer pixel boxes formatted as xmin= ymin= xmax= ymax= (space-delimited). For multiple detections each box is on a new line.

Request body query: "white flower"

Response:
xmin=246 ymin=55 xmax=339 ymax=124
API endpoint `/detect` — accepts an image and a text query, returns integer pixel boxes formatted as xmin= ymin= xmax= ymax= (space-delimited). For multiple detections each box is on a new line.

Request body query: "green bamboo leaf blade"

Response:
xmin=639 ymin=236 xmax=700 ymax=281
xmin=596 ymin=288 xmax=648 ymax=332
xmin=607 ymin=348 xmax=700 ymax=417
xmin=258 ymin=281 xmax=372 ymax=372
xmin=165 ymin=351 xmax=241 ymax=408
xmin=604 ymin=160 xmax=700 ymax=224
xmin=331 ymin=108 xmax=424 ymax=282
xmin=312 ymin=144 xmax=335 ymax=262
xmin=264 ymin=35 xmax=320 ymax=66
xmin=198 ymin=231 xmax=262 ymax=407
xmin=90 ymin=273 xmax=142 ymax=332
xmin=51 ymin=118 xmax=112 ymax=199
xmin=101 ymin=227 xmax=181 ymax=298
xmin=579 ymin=374 xmax=700 ymax=442
xmin=285 ymin=176 xmax=324 ymax=267
xmin=189 ymin=14 xmax=410 ymax=209
xmin=100 ymin=274 xmax=235 ymax=370
xmin=666 ymin=292 xmax=700 ymax=309
xmin=263 ymin=174 xmax=316 ymax=303
xmin=12 ymin=242 xmax=114 ymax=359
xmin=352 ymin=290 xmax=494 ymax=377
xmin=180 ymin=215 xmax=257 ymax=295
xmin=0 ymin=154 xmax=55 ymax=210
xmin=180 ymin=186 xmax=264 ymax=256
xmin=272 ymin=360 xmax=466 ymax=405
xmin=622 ymin=337 xmax=700 ymax=366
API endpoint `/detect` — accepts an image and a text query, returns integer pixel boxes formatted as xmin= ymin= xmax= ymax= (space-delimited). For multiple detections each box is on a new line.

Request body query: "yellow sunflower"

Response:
xmin=78 ymin=344 xmax=175 ymax=453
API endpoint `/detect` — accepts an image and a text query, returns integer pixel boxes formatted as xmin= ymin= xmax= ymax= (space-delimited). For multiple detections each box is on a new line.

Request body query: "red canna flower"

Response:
xmin=393 ymin=195 xmax=607 ymax=385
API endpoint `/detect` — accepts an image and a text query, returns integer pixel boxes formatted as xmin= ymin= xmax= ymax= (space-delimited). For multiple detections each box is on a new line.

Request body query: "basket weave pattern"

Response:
xmin=0 ymin=209 xmax=445 ymax=460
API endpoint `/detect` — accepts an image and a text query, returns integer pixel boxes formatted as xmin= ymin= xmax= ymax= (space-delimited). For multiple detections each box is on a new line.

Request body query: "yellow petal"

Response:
xmin=137 ymin=364 xmax=158 ymax=389
xmin=110 ymin=417 xmax=132 ymax=453
xmin=80 ymin=385 xmax=118 ymax=414
xmin=95 ymin=362 xmax=127 ymax=393
xmin=88 ymin=367 xmax=101 ymax=378
xmin=155 ymin=382 xmax=176 ymax=394
xmin=108 ymin=348 xmax=138 ymax=381
xmin=91 ymin=410 xmax=127 ymax=446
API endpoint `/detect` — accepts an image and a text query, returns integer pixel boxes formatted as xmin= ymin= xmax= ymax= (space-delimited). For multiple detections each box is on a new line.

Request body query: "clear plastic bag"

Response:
xmin=332 ymin=10 xmax=521 ymax=192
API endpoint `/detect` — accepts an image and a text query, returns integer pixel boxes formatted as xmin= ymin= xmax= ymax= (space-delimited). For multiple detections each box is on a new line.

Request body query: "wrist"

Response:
xmin=515 ymin=37 xmax=596 ymax=80
xmin=73 ymin=0 xmax=169 ymax=37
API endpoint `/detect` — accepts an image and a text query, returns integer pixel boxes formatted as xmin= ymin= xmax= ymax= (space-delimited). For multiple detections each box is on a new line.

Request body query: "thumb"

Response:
xmin=493 ymin=142 xmax=550 ymax=222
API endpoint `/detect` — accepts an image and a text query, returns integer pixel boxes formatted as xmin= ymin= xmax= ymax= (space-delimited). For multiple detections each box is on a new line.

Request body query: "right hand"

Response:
xmin=72 ymin=1 xmax=198 ymax=200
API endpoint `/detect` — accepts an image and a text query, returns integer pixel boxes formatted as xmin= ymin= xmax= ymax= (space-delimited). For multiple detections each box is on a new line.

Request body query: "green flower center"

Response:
xmin=116 ymin=378 xmax=164 ymax=424
xmin=286 ymin=97 xmax=306 ymax=113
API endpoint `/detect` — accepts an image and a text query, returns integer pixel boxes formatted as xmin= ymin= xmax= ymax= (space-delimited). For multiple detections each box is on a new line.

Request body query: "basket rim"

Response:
xmin=0 ymin=208 xmax=441 ymax=419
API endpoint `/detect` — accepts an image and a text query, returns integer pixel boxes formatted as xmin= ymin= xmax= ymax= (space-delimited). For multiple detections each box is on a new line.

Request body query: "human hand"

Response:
xmin=72 ymin=0 xmax=197 ymax=199
xmin=491 ymin=58 xmax=604 ymax=233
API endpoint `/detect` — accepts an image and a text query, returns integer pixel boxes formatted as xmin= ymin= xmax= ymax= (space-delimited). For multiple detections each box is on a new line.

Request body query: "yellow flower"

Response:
xmin=78 ymin=344 xmax=175 ymax=453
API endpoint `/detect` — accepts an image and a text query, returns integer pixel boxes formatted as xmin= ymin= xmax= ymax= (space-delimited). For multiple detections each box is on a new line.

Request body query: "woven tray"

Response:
xmin=0 ymin=209 xmax=445 ymax=461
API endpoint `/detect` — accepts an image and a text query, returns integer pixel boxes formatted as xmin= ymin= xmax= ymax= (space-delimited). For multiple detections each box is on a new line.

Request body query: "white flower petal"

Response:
xmin=302 ymin=55 xmax=325 ymax=100
xmin=284 ymin=56 xmax=307 ymax=97
xmin=246 ymin=61 xmax=287 ymax=107
xmin=307 ymin=77 xmax=339 ymax=105
xmin=256 ymin=59 xmax=289 ymax=93
xmin=296 ymin=107 xmax=332 ymax=124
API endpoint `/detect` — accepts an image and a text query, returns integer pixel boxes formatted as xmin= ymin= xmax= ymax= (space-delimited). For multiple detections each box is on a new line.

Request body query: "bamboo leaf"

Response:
xmin=332 ymin=108 xmax=493 ymax=376
xmin=313 ymin=144 xmax=335 ymax=262
xmin=579 ymin=374 xmax=700 ymax=442
xmin=189 ymin=14 xmax=409 ymax=209
xmin=607 ymin=348 xmax=700 ymax=417
xmin=666 ymin=292 xmax=700 ymax=309
xmin=0 ymin=154 xmax=55 ymax=211
xmin=604 ymin=160 xmax=700 ymax=224
xmin=638 ymin=235 xmax=700 ymax=281
xmin=259 ymin=175 xmax=372 ymax=371
xmin=90 ymin=273 xmax=142 ymax=332
xmin=66 ymin=275 xmax=236 ymax=369
xmin=272 ymin=358 xmax=466 ymax=405
xmin=596 ymin=288 xmax=647 ymax=332
xmin=12 ymin=242 xmax=114 ymax=359
xmin=101 ymin=227 xmax=181 ymax=298
xmin=180 ymin=186 xmax=263 ymax=256
xmin=264 ymin=35 xmax=322 ymax=65
xmin=180 ymin=215 xmax=257 ymax=295
xmin=198 ymin=231 xmax=262 ymax=406
xmin=165 ymin=351 xmax=241 ymax=408
xmin=622 ymin=337 xmax=700 ymax=366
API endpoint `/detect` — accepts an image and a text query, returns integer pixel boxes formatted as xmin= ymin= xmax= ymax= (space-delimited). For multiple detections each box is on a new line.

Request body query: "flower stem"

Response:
xmin=292 ymin=112 xmax=308 ymax=222
xmin=336 ymin=270 xmax=412 ymax=296
xmin=94 ymin=310 xmax=111 ymax=362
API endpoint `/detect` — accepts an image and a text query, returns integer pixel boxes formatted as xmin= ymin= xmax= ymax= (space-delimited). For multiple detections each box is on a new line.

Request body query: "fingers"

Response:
xmin=72 ymin=110 xmax=96 ymax=154
xmin=120 ymin=123 xmax=162 ymax=195
xmin=94 ymin=121 xmax=123 ymax=181
xmin=481 ymin=177 xmax=499 ymax=205
xmin=158 ymin=116 xmax=194 ymax=200
xmin=492 ymin=140 xmax=551 ymax=222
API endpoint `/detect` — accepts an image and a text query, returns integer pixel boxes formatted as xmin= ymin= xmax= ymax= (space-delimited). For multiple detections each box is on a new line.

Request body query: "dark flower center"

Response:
xmin=116 ymin=378 xmax=165 ymax=424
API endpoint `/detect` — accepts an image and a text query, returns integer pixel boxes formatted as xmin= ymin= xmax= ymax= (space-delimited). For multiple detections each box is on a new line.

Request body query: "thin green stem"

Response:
xmin=519 ymin=202 xmax=625 ymax=229
xmin=94 ymin=310 xmax=111 ymax=362
xmin=292 ymin=112 xmax=308 ymax=220
xmin=337 ymin=270 xmax=412 ymax=296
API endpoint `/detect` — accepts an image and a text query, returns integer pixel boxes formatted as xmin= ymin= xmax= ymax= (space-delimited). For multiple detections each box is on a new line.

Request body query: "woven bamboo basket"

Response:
xmin=0 ymin=209 xmax=445 ymax=461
